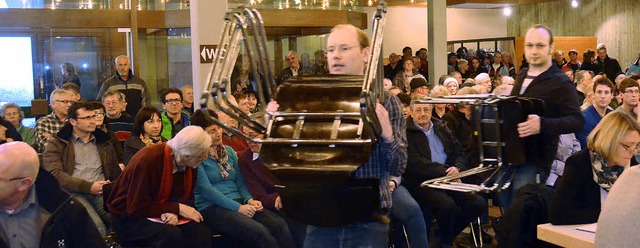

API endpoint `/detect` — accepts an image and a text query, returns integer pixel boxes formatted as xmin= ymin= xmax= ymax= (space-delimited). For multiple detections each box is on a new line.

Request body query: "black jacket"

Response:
xmin=123 ymin=134 xmax=167 ymax=165
xmin=494 ymin=183 xmax=555 ymax=248
xmin=549 ymin=150 xmax=602 ymax=225
xmin=510 ymin=65 xmax=584 ymax=173
xmin=384 ymin=63 xmax=403 ymax=80
xmin=0 ymin=117 xmax=21 ymax=144
xmin=579 ymin=62 xmax=600 ymax=75
xmin=442 ymin=109 xmax=472 ymax=153
xmin=275 ymin=67 xmax=295 ymax=86
xmin=594 ymin=55 xmax=623 ymax=83
xmin=403 ymin=116 xmax=467 ymax=189
xmin=0 ymin=169 xmax=106 ymax=248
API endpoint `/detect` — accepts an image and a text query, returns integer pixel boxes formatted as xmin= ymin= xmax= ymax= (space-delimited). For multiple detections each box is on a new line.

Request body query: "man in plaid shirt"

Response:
xmin=35 ymin=89 xmax=75 ymax=153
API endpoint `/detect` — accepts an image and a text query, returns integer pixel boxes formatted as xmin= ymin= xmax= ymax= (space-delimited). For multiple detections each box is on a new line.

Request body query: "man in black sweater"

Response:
xmin=504 ymin=24 xmax=584 ymax=207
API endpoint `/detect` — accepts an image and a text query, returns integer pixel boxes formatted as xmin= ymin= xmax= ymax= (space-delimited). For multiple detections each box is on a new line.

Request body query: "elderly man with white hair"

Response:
xmin=0 ymin=142 xmax=105 ymax=248
xmin=276 ymin=50 xmax=301 ymax=85
xmin=107 ymin=126 xmax=213 ymax=248
xmin=474 ymin=73 xmax=492 ymax=94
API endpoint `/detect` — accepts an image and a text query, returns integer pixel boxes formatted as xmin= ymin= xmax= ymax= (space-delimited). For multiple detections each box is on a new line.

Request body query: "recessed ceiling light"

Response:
xmin=503 ymin=6 xmax=512 ymax=16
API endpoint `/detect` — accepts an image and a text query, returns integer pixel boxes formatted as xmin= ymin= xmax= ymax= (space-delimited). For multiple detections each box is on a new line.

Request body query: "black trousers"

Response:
xmin=409 ymin=187 xmax=487 ymax=245
xmin=112 ymin=215 xmax=212 ymax=248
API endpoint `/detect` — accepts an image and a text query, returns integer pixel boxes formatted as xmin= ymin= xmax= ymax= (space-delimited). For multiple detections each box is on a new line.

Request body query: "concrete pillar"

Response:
xmin=190 ymin=0 xmax=227 ymax=110
xmin=427 ymin=0 xmax=447 ymax=85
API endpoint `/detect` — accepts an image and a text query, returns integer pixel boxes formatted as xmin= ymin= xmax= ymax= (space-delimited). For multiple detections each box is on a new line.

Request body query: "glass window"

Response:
xmin=42 ymin=36 xmax=100 ymax=101
xmin=0 ymin=36 xmax=34 ymax=106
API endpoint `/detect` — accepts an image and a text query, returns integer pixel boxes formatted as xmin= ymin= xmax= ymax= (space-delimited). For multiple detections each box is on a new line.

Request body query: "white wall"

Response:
xmin=447 ymin=8 xmax=507 ymax=41
xmin=373 ymin=6 xmax=507 ymax=55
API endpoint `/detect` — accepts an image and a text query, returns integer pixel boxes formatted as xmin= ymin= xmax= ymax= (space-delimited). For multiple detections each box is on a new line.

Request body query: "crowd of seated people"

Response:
xmin=5 ymin=29 xmax=640 ymax=248
xmin=378 ymin=40 xmax=640 ymax=246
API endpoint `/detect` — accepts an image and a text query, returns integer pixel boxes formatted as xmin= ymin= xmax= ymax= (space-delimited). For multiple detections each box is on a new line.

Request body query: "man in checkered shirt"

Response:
xmin=35 ymin=89 xmax=75 ymax=153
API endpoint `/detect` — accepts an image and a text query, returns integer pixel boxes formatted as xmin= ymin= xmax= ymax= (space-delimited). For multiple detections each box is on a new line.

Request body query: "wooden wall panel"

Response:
xmin=514 ymin=36 xmax=597 ymax=72
xmin=508 ymin=0 xmax=640 ymax=73
xmin=259 ymin=9 xmax=367 ymax=29
xmin=0 ymin=8 xmax=366 ymax=35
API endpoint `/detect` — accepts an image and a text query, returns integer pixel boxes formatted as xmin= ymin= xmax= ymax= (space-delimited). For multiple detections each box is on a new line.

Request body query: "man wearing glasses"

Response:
xmin=0 ymin=142 xmax=106 ymax=248
xmin=42 ymin=101 xmax=122 ymax=237
xmin=34 ymin=89 xmax=75 ymax=153
xmin=614 ymin=78 xmax=640 ymax=121
xmin=160 ymin=88 xmax=190 ymax=140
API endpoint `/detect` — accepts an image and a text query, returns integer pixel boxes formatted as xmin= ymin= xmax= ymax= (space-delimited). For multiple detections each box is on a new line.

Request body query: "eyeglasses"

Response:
xmin=54 ymin=100 xmax=75 ymax=104
xmin=327 ymin=45 xmax=359 ymax=54
xmin=620 ymin=142 xmax=640 ymax=153
xmin=76 ymin=115 xmax=99 ymax=120
xmin=94 ymin=112 xmax=105 ymax=117
xmin=0 ymin=176 xmax=26 ymax=183
xmin=165 ymin=98 xmax=182 ymax=104
xmin=624 ymin=89 xmax=640 ymax=94
xmin=103 ymin=101 xmax=119 ymax=106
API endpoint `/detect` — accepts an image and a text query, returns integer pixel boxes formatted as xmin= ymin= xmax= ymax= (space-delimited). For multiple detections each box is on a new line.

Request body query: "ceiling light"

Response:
xmin=503 ymin=6 xmax=512 ymax=16
xmin=571 ymin=0 xmax=579 ymax=8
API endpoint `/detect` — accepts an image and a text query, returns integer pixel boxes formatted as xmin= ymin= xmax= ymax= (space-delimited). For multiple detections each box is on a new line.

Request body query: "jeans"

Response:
xmin=390 ymin=185 xmax=428 ymax=248
xmin=201 ymin=205 xmax=296 ymax=248
xmin=304 ymin=221 xmax=389 ymax=248
xmin=276 ymin=210 xmax=307 ymax=248
xmin=71 ymin=194 xmax=109 ymax=237
xmin=496 ymin=162 xmax=539 ymax=208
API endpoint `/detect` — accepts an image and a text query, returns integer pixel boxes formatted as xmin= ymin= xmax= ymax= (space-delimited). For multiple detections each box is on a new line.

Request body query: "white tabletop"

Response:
xmin=537 ymin=223 xmax=595 ymax=248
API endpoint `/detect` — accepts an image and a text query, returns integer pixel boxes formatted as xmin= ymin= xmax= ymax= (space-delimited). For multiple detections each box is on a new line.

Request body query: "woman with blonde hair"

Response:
xmin=429 ymin=85 xmax=450 ymax=120
xmin=393 ymin=58 xmax=418 ymax=93
xmin=549 ymin=111 xmax=640 ymax=225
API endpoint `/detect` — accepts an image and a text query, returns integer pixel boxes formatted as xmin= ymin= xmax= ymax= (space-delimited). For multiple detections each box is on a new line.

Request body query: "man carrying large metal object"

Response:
xmin=201 ymin=3 xmax=406 ymax=247
xmin=500 ymin=24 xmax=584 ymax=207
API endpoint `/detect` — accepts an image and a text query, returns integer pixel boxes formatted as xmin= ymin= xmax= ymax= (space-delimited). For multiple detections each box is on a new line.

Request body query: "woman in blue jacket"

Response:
xmin=192 ymin=109 xmax=295 ymax=248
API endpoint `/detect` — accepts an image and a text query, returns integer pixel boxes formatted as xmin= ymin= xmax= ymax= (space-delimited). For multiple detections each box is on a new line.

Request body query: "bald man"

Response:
xmin=0 ymin=142 xmax=105 ymax=248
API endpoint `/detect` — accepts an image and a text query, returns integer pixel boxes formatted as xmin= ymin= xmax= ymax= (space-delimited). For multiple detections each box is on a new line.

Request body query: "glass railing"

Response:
xmin=0 ymin=0 xmax=191 ymax=10
xmin=228 ymin=0 xmax=369 ymax=11
xmin=1 ymin=0 xmax=373 ymax=11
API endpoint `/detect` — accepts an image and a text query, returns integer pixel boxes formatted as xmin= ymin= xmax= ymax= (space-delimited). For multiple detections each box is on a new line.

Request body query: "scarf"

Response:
xmin=210 ymin=145 xmax=231 ymax=180
xmin=140 ymin=134 xmax=162 ymax=147
xmin=157 ymin=144 xmax=193 ymax=204
xmin=590 ymin=150 xmax=626 ymax=191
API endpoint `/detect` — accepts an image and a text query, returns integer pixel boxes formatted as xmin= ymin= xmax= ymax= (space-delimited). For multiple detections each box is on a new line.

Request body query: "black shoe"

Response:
xmin=480 ymin=228 xmax=493 ymax=243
